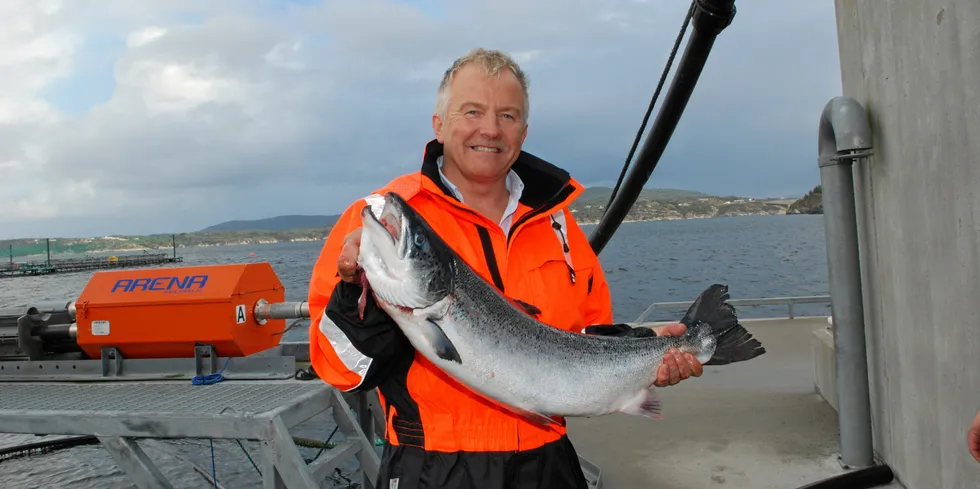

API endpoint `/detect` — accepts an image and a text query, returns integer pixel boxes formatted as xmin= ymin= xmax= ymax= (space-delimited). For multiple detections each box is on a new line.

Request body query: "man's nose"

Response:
xmin=478 ymin=114 xmax=501 ymax=137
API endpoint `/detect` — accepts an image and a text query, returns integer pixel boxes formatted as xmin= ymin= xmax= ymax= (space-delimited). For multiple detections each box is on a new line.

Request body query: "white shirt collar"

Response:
xmin=437 ymin=155 xmax=525 ymax=234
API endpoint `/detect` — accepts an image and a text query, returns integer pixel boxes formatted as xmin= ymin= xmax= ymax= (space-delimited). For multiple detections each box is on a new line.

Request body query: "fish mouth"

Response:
xmin=379 ymin=202 xmax=405 ymax=252
xmin=358 ymin=194 xmax=431 ymax=312
xmin=361 ymin=196 xmax=408 ymax=256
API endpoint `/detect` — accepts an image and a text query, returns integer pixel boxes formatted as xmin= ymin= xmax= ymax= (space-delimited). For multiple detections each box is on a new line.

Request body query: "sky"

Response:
xmin=0 ymin=0 xmax=843 ymax=239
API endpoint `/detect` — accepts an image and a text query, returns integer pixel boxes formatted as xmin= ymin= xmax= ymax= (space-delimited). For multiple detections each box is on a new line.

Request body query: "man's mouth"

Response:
xmin=471 ymin=145 xmax=501 ymax=153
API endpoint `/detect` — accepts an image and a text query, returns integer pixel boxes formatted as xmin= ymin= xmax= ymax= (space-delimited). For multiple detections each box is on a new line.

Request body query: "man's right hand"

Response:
xmin=651 ymin=323 xmax=703 ymax=388
xmin=338 ymin=228 xmax=362 ymax=283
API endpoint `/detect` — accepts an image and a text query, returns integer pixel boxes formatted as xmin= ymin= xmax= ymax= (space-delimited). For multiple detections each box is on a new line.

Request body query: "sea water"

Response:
xmin=0 ymin=215 xmax=829 ymax=488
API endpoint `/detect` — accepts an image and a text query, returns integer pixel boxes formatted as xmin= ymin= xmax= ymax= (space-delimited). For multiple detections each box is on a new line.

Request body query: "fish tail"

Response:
xmin=681 ymin=284 xmax=766 ymax=366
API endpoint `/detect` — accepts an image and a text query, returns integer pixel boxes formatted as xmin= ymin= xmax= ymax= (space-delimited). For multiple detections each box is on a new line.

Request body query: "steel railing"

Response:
xmin=634 ymin=295 xmax=832 ymax=322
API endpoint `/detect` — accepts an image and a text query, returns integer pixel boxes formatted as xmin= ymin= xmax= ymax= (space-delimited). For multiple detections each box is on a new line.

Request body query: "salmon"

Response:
xmin=356 ymin=191 xmax=766 ymax=425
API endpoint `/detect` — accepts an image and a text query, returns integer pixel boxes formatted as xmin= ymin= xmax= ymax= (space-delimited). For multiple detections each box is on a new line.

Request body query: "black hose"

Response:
xmin=0 ymin=435 xmax=99 ymax=462
xmin=795 ymin=464 xmax=895 ymax=489
xmin=588 ymin=0 xmax=737 ymax=255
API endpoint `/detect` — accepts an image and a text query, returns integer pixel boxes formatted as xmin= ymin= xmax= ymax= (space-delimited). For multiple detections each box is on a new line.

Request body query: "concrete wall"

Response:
xmin=832 ymin=1 xmax=980 ymax=487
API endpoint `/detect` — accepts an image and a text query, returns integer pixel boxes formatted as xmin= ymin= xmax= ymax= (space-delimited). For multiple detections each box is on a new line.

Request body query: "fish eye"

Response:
xmin=413 ymin=234 xmax=425 ymax=247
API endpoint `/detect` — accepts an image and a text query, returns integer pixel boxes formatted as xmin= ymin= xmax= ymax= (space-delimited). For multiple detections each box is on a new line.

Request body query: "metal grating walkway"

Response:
xmin=0 ymin=380 xmax=381 ymax=488
xmin=0 ymin=381 xmax=323 ymax=415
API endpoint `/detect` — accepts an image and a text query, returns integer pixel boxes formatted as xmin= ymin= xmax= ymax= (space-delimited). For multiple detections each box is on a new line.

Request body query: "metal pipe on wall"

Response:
xmin=816 ymin=96 xmax=876 ymax=469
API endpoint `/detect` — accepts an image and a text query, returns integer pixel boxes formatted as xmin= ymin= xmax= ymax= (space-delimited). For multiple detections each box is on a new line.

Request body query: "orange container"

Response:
xmin=73 ymin=262 xmax=286 ymax=359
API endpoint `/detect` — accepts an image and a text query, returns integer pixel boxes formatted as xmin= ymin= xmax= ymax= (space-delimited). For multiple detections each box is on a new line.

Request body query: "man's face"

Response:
xmin=432 ymin=64 xmax=528 ymax=185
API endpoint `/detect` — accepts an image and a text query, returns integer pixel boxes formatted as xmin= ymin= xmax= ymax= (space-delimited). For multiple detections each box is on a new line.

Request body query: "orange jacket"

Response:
xmin=307 ymin=139 xmax=614 ymax=453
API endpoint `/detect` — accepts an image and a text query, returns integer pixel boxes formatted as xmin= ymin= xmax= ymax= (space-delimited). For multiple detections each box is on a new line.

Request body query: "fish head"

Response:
xmin=358 ymin=192 xmax=457 ymax=312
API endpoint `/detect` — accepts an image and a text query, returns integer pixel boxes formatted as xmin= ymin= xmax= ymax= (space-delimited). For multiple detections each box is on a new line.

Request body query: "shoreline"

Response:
xmin=6 ymin=212 xmax=822 ymax=261
xmin=573 ymin=209 xmax=816 ymax=226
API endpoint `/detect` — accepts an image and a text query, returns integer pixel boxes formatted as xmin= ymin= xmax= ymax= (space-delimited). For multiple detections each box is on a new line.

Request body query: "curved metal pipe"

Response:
xmin=817 ymin=96 xmax=876 ymax=468
xmin=588 ymin=0 xmax=737 ymax=255
xmin=819 ymin=97 xmax=874 ymax=162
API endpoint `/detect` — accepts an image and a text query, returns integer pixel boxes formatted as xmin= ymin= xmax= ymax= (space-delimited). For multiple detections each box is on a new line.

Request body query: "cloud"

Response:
xmin=0 ymin=0 xmax=842 ymax=239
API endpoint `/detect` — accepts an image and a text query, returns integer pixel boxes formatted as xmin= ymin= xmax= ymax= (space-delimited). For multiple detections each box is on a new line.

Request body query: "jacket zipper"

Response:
xmin=425 ymin=183 xmax=575 ymax=295
xmin=476 ymin=225 xmax=505 ymax=291
xmin=507 ymin=185 xmax=576 ymax=246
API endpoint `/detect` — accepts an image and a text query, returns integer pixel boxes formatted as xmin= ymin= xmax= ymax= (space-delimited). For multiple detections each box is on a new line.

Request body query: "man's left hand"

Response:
xmin=651 ymin=323 xmax=704 ymax=387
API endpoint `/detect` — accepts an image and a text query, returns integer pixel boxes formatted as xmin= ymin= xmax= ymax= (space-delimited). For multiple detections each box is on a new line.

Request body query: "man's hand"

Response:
xmin=651 ymin=323 xmax=687 ymax=337
xmin=969 ymin=407 xmax=980 ymax=463
xmin=651 ymin=323 xmax=704 ymax=387
xmin=338 ymin=228 xmax=362 ymax=283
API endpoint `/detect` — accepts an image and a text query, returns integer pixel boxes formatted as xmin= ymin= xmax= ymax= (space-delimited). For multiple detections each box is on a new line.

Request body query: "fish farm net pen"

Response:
xmin=0 ymin=435 xmax=99 ymax=462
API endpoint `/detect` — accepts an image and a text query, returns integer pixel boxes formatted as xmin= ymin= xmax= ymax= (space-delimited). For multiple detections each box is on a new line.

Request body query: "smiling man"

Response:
xmin=307 ymin=48 xmax=703 ymax=489
xmin=430 ymin=54 xmax=530 ymax=226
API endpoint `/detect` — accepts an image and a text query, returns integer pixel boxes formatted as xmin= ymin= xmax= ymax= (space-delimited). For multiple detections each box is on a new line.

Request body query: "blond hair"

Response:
xmin=434 ymin=48 xmax=530 ymax=123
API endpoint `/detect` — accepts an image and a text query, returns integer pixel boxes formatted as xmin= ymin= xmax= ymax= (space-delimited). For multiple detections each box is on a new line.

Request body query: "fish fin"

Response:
xmin=683 ymin=284 xmax=766 ymax=366
xmin=624 ymin=386 xmax=664 ymax=420
xmin=423 ymin=319 xmax=462 ymax=364
xmin=704 ymin=319 xmax=766 ymax=365
xmin=680 ymin=283 xmax=732 ymax=328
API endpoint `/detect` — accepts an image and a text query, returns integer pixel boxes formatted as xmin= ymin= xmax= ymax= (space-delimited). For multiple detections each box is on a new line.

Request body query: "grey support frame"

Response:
xmin=0 ymin=381 xmax=381 ymax=489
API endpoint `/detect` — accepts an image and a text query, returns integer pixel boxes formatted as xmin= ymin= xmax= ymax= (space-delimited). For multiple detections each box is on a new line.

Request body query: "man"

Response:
xmin=307 ymin=48 xmax=703 ymax=489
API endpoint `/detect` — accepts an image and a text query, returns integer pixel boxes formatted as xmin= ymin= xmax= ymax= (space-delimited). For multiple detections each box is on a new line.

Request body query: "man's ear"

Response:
xmin=432 ymin=114 xmax=444 ymax=142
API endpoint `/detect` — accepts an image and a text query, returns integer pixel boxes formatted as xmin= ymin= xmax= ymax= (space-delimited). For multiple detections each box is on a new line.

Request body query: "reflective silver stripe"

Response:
xmin=317 ymin=314 xmax=373 ymax=391
xmin=314 ymin=193 xmax=386 ymax=391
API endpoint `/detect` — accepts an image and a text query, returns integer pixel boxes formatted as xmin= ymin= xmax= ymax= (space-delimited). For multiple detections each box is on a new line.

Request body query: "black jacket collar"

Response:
xmin=419 ymin=139 xmax=574 ymax=209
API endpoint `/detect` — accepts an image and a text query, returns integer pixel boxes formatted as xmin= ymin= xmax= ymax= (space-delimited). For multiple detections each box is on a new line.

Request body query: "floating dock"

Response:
xmin=0 ymin=253 xmax=182 ymax=278
xmin=1 ymin=237 xmax=182 ymax=278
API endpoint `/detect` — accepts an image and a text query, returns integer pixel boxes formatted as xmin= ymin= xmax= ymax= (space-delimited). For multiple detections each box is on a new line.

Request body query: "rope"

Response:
xmin=191 ymin=357 xmax=231 ymax=385
xmin=304 ymin=426 xmax=340 ymax=464
xmin=294 ymin=365 xmax=318 ymax=381
xmin=209 ymin=439 xmax=217 ymax=488
xmin=187 ymin=354 xmax=364 ymax=487
xmin=189 ymin=355 xmax=230 ymax=485
xmin=605 ymin=0 xmax=696 ymax=211
xmin=235 ymin=439 xmax=262 ymax=475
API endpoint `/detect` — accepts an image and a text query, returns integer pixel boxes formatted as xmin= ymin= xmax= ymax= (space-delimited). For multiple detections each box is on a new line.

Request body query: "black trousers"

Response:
xmin=374 ymin=435 xmax=590 ymax=489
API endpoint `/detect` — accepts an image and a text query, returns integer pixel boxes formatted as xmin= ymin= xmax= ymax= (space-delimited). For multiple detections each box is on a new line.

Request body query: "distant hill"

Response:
xmin=0 ymin=187 xmax=796 ymax=259
xmin=788 ymin=185 xmax=823 ymax=215
xmin=200 ymin=188 xmax=720 ymax=232
xmin=201 ymin=214 xmax=341 ymax=232
xmin=575 ymin=187 xmax=711 ymax=206
xmin=568 ymin=187 xmax=788 ymax=224
xmin=198 ymin=187 xmax=772 ymax=234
